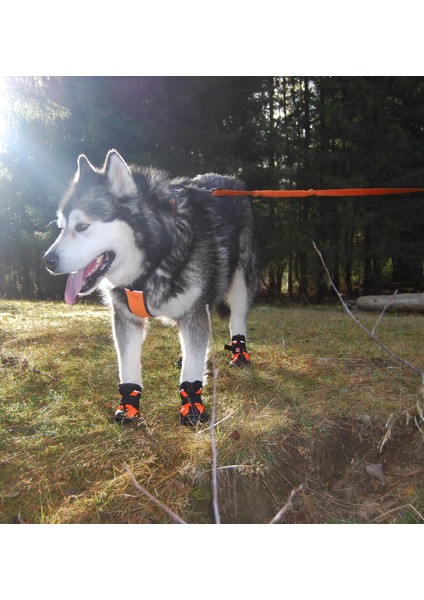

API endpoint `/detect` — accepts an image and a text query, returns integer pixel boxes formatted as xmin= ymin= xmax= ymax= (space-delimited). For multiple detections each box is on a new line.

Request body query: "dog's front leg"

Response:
xmin=177 ymin=310 xmax=209 ymax=426
xmin=110 ymin=295 xmax=147 ymax=423
xmin=112 ymin=308 xmax=146 ymax=385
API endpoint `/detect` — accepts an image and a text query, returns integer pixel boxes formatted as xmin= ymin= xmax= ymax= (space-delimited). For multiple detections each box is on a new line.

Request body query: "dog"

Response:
xmin=43 ymin=150 xmax=259 ymax=425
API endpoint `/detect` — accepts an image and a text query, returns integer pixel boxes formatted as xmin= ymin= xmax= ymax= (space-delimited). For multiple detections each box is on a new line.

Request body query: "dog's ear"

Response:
xmin=75 ymin=154 xmax=96 ymax=180
xmin=104 ymin=150 xmax=137 ymax=198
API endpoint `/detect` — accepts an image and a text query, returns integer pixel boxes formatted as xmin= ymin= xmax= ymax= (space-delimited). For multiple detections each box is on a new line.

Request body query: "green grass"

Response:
xmin=1 ymin=300 xmax=424 ymax=523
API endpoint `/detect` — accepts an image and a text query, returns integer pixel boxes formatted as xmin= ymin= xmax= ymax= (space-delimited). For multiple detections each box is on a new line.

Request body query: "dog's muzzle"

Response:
xmin=43 ymin=250 xmax=59 ymax=273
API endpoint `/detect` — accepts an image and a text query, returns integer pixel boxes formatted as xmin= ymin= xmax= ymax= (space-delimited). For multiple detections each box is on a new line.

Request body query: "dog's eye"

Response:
xmin=75 ymin=222 xmax=90 ymax=232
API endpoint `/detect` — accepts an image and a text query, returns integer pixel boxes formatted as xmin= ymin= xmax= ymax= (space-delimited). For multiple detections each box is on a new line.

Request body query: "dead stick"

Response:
xmin=312 ymin=241 xmax=424 ymax=382
xmin=371 ymin=304 xmax=388 ymax=336
xmin=194 ymin=409 xmax=236 ymax=436
xmin=269 ymin=484 xmax=304 ymax=524
xmin=124 ymin=463 xmax=187 ymax=524
xmin=368 ymin=503 xmax=424 ymax=523
xmin=205 ymin=304 xmax=221 ymax=524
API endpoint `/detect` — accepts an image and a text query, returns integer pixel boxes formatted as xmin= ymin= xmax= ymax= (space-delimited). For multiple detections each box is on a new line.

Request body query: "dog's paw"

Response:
xmin=114 ymin=403 xmax=140 ymax=424
xmin=114 ymin=383 xmax=141 ymax=424
xmin=179 ymin=403 xmax=208 ymax=426
xmin=225 ymin=335 xmax=252 ymax=367
xmin=229 ymin=351 xmax=252 ymax=367
xmin=179 ymin=380 xmax=208 ymax=426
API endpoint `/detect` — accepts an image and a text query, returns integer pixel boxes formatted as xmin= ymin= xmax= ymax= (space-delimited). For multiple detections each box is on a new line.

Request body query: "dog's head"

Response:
xmin=43 ymin=150 xmax=143 ymax=304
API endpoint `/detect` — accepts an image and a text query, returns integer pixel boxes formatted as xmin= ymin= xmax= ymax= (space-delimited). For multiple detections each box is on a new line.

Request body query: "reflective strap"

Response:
xmin=233 ymin=351 xmax=250 ymax=363
xmin=115 ymin=404 xmax=139 ymax=419
xmin=119 ymin=388 xmax=141 ymax=398
xmin=180 ymin=402 xmax=205 ymax=417
xmin=125 ymin=288 xmax=153 ymax=318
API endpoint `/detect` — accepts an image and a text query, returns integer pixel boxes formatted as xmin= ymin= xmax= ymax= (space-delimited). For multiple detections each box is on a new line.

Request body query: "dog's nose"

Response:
xmin=43 ymin=251 xmax=58 ymax=272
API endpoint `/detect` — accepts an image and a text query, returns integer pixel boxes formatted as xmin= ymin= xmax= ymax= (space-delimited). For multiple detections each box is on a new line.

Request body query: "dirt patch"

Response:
xmin=193 ymin=418 xmax=424 ymax=523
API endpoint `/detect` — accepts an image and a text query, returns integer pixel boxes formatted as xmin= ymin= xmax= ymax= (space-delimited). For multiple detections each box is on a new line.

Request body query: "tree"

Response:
xmin=0 ymin=77 xmax=70 ymax=298
xmin=1 ymin=76 xmax=424 ymax=300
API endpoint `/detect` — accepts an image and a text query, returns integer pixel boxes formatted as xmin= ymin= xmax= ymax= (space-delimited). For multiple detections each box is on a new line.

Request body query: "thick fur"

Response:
xmin=44 ymin=150 xmax=259 ymax=401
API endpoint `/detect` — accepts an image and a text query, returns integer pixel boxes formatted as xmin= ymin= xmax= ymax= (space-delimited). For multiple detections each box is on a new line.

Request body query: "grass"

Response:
xmin=1 ymin=299 xmax=424 ymax=524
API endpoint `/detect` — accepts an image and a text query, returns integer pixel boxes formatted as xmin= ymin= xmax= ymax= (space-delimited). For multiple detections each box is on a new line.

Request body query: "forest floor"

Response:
xmin=1 ymin=300 xmax=424 ymax=524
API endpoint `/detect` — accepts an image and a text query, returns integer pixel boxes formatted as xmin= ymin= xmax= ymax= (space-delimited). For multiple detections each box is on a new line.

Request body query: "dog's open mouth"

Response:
xmin=64 ymin=252 xmax=115 ymax=305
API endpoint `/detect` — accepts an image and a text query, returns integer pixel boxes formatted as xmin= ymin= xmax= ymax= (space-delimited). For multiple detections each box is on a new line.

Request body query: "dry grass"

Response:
xmin=1 ymin=300 xmax=424 ymax=524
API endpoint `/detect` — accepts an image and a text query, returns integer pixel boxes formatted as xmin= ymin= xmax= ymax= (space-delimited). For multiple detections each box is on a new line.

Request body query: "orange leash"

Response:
xmin=211 ymin=187 xmax=424 ymax=198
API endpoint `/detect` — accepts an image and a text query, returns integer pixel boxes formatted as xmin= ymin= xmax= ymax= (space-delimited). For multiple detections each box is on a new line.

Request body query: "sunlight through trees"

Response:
xmin=0 ymin=76 xmax=423 ymax=300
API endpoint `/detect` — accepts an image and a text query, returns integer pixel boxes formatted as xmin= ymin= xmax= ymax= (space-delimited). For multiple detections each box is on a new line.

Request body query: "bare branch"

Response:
xmin=124 ymin=463 xmax=187 ymax=524
xmin=123 ymin=304 xmax=221 ymax=525
xmin=194 ymin=409 xmax=236 ymax=436
xmin=377 ymin=413 xmax=399 ymax=454
xmin=368 ymin=503 xmax=424 ymax=524
xmin=371 ymin=291 xmax=397 ymax=336
xmin=269 ymin=484 xmax=304 ymax=524
xmin=313 ymin=241 xmax=424 ymax=383
xmin=417 ymin=395 xmax=424 ymax=422
xmin=205 ymin=304 xmax=221 ymax=524
xmin=371 ymin=304 xmax=388 ymax=336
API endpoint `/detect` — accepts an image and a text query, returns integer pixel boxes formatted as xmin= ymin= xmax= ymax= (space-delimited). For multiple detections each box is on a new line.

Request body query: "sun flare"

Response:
xmin=0 ymin=77 xmax=10 ymax=139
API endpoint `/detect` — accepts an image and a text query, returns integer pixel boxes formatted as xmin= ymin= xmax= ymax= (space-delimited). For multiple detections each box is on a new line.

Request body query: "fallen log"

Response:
xmin=356 ymin=293 xmax=424 ymax=313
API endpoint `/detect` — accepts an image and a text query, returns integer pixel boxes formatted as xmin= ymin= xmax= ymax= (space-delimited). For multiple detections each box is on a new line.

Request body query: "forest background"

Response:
xmin=1 ymin=76 xmax=423 ymax=302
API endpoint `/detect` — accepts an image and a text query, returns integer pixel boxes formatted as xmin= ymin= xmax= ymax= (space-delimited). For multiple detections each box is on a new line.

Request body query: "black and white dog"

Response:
xmin=44 ymin=150 xmax=258 ymax=425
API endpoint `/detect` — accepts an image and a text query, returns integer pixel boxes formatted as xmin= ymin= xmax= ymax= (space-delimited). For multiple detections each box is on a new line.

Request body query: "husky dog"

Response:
xmin=43 ymin=150 xmax=258 ymax=425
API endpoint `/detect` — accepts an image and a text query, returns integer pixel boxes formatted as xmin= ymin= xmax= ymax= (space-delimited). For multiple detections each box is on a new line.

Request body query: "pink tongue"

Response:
xmin=65 ymin=270 xmax=85 ymax=305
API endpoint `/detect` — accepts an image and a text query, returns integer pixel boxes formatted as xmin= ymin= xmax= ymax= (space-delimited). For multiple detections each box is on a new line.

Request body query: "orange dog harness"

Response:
xmin=125 ymin=288 xmax=153 ymax=318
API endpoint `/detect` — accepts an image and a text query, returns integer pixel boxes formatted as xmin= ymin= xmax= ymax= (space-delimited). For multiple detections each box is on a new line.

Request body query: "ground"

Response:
xmin=1 ymin=300 xmax=423 ymax=524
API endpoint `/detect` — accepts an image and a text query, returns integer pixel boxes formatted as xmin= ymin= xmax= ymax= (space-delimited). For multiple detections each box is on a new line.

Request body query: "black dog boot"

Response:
xmin=179 ymin=380 xmax=208 ymax=426
xmin=114 ymin=383 xmax=142 ymax=424
xmin=225 ymin=334 xmax=251 ymax=367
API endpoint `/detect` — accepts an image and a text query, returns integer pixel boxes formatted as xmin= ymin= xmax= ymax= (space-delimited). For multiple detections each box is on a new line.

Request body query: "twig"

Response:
xmin=123 ymin=304 xmax=221 ymax=525
xmin=416 ymin=394 xmax=424 ymax=421
xmin=371 ymin=291 xmax=399 ymax=336
xmin=368 ymin=503 xmax=424 ymax=523
xmin=378 ymin=413 xmax=399 ymax=454
xmin=123 ymin=463 xmax=187 ymax=524
xmin=313 ymin=241 xmax=424 ymax=383
xmin=414 ymin=415 xmax=424 ymax=435
xmin=269 ymin=483 xmax=304 ymax=524
xmin=194 ymin=409 xmax=236 ymax=436
xmin=205 ymin=304 xmax=221 ymax=524
xmin=217 ymin=465 xmax=244 ymax=471
xmin=371 ymin=304 xmax=388 ymax=336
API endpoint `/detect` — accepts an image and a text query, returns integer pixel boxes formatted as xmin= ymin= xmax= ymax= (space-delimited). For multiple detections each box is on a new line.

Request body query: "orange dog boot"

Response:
xmin=114 ymin=383 xmax=141 ymax=424
xmin=179 ymin=380 xmax=208 ymax=426
xmin=225 ymin=335 xmax=251 ymax=367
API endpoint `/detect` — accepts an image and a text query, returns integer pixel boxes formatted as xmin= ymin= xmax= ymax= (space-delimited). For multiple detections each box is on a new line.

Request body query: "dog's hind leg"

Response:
xmin=177 ymin=310 xmax=209 ymax=426
xmin=226 ymin=268 xmax=252 ymax=366
xmin=227 ymin=268 xmax=249 ymax=338
xmin=110 ymin=299 xmax=147 ymax=423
